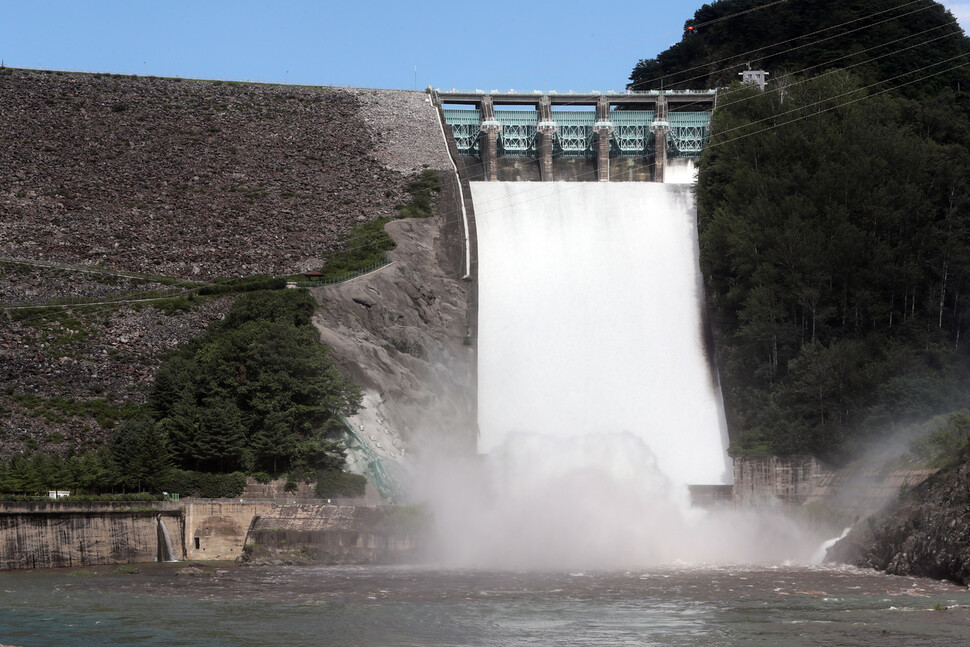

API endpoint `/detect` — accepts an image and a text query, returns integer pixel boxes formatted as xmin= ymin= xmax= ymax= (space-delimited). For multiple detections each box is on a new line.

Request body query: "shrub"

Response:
xmin=160 ymin=470 xmax=247 ymax=498
xmin=197 ymin=276 xmax=286 ymax=296
xmin=313 ymin=470 xmax=366 ymax=498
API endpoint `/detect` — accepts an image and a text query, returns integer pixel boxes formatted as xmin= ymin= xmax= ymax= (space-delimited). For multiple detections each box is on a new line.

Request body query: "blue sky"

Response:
xmin=1 ymin=1 xmax=968 ymax=91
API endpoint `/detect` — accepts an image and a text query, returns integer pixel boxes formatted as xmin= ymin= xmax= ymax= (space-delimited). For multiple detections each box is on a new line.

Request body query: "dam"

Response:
xmin=431 ymin=88 xmax=730 ymax=489
xmin=421 ymin=87 xmax=841 ymax=568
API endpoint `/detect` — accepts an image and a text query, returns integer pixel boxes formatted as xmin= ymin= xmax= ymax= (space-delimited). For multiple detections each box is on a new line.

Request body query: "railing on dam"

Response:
xmin=444 ymin=108 xmax=482 ymax=155
xmin=551 ymin=110 xmax=597 ymax=157
xmin=611 ymin=110 xmax=655 ymax=156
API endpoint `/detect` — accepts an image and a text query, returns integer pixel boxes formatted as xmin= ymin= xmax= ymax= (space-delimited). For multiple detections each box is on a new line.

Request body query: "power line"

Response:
xmin=628 ymin=0 xmax=934 ymax=91
xmin=712 ymin=51 xmax=970 ymax=140
xmin=440 ymin=8 xmax=967 ymax=194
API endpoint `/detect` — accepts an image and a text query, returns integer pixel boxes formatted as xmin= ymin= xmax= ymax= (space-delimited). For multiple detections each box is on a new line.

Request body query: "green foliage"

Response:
xmin=318 ymin=216 xmax=395 ymax=280
xmin=9 ymin=393 xmax=142 ymax=429
xmin=0 ymin=289 xmax=364 ymax=497
xmin=219 ymin=289 xmax=316 ymax=328
xmin=696 ymin=68 xmax=970 ymax=461
xmin=0 ymin=449 xmax=115 ymax=495
xmin=907 ymin=411 xmax=970 ymax=467
xmin=110 ymin=418 xmax=173 ymax=492
xmin=151 ymin=296 xmax=194 ymax=314
xmin=159 ymin=469 xmax=247 ymax=498
xmin=395 ymin=169 xmax=441 ymax=219
xmin=150 ymin=289 xmax=361 ymax=476
xmin=629 ymin=0 xmax=970 ymax=94
xmin=197 ymin=276 xmax=286 ymax=296
xmin=319 ymin=170 xmax=441 ymax=280
xmin=313 ymin=470 xmax=366 ymax=498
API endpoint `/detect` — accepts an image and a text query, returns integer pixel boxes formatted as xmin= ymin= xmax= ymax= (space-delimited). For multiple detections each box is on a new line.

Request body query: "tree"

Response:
xmin=110 ymin=418 xmax=174 ymax=492
xmin=695 ymin=68 xmax=970 ymax=460
xmin=147 ymin=288 xmax=362 ymax=476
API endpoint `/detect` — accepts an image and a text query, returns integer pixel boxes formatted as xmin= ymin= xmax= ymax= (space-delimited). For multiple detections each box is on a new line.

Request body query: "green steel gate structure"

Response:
xmin=443 ymin=103 xmax=712 ymax=159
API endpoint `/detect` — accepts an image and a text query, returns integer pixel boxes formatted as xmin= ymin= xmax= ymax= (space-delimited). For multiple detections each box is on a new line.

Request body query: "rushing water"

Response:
xmin=470 ymin=181 xmax=729 ymax=486
xmin=421 ymin=181 xmax=783 ymax=570
xmin=1 ymin=563 xmax=968 ymax=646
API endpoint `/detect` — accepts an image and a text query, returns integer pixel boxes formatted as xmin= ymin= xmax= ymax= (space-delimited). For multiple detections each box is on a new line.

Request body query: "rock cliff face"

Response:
xmin=312 ymin=170 xmax=476 ymax=481
xmin=827 ymin=451 xmax=970 ymax=584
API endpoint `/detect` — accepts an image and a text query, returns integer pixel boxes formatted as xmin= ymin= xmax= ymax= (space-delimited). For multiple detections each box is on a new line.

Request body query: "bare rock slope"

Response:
xmin=0 ymin=69 xmax=422 ymax=278
xmin=313 ymin=171 xmax=476 ymax=478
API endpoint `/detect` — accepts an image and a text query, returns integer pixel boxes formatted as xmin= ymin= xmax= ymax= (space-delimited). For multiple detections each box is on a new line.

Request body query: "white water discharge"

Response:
xmin=472 ymin=181 xmax=730 ymax=486
xmin=157 ymin=515 xmax=178 ymax=563
xmin=416 ymin=179 xmax=825 ymax=568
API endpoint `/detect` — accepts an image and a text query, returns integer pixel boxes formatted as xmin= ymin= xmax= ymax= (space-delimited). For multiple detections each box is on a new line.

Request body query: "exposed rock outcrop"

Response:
xmin=312 ymin=171 xmax=476 ymax=479
xmin=827 ymin=451 xmax=970 ymax=584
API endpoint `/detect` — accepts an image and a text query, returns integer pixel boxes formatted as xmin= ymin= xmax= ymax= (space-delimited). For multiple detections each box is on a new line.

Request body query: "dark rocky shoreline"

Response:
xmin=828 ymin=450 xmax=970 ymax=585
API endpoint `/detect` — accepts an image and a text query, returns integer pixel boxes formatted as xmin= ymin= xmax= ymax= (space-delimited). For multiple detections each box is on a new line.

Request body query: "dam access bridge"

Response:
xmin=435 ymin=89 xmax=716 ymax=182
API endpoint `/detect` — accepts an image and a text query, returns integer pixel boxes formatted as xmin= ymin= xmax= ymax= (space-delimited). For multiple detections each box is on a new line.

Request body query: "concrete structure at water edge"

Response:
xmin=435 ymin=89 xmax=715 ymax=182
xmin=0 ymin=501 xmax=183 ymax=570
xmin=0 ymin=499 xmax=418 ymax=570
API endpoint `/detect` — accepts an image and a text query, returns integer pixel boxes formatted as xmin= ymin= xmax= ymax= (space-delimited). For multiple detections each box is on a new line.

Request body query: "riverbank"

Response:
xmin=828 ymin=447 xmax=970 ymax=585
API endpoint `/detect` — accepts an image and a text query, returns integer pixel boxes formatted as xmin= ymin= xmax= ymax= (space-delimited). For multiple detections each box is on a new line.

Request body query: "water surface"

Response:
xmin=1 ymin=564 xmax=967 ymax=646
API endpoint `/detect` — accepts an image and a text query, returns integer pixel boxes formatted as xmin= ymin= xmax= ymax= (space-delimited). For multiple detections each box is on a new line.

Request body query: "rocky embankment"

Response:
xmin=313 ymin=173 xmax=476 ymax=472
xmin=0 ymin=68 xmax=465 ymax=462
xmin=0 ymin=68 xmax=422 ymax=278
xmin=827 ymin=450 xmax=970 ymax=585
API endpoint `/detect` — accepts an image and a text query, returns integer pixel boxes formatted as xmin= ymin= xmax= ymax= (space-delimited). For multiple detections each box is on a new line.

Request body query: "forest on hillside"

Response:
xmin=0 ymin=289 xmax=367 ymax=498
xmin=638 ymin=0 xmax=970 ymax=461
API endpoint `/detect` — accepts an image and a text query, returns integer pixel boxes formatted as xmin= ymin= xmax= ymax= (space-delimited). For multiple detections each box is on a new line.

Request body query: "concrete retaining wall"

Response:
xmin=0 ymin=508 xmax=180 ymax=570
xmin=246 ymin=504 xmax=421 ymax=564
xmin=733 ymin=455 xmax=831 ymax=505
xmin=182 ymin=501 xmax=274 ymax=561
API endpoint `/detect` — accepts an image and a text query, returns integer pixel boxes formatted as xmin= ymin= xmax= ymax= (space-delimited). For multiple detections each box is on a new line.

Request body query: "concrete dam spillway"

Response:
xmin=471 ymin=178 xmax=731 ymax=487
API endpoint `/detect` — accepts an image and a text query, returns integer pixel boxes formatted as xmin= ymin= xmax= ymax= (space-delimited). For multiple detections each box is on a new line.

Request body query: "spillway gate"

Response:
xmin=435 ymin=89 xmax=715 ymax=182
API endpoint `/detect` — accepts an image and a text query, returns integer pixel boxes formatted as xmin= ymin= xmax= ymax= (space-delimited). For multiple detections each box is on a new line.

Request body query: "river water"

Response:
xmin=1 ymin=563 xmax=968 ymax=646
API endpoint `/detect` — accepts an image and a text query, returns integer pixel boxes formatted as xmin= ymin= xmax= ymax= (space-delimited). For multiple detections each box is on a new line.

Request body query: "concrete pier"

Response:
xmin=537 ymin=95 xmax=556 ymax=181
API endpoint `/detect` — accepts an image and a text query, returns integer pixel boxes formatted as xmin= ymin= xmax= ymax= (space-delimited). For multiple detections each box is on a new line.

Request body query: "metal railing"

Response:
xmin=294 ymin=259 xmax=393 ymax=287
